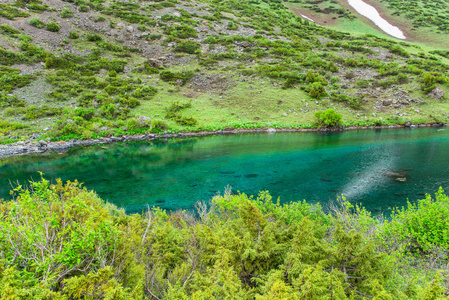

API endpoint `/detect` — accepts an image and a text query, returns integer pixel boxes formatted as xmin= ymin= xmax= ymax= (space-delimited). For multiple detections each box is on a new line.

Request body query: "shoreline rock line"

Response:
xmin=1 ymin=123 xmax=448 ymax=158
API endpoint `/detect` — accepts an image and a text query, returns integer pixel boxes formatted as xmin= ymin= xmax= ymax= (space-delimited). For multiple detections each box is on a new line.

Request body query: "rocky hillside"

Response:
xmin=0 ymin=0 xmax=448 ymax=145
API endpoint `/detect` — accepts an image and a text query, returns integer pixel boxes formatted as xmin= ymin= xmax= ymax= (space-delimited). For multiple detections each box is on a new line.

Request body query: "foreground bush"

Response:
xmin=314 ymin=109 xmax=342 ymax=128
xmin=0 ymin=177 xmax=448 ymax=299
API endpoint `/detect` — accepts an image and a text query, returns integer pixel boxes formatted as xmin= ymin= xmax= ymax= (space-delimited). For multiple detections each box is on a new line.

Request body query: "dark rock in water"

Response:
xmin=416 ymin=192 xmax=426 ymax=196
xmin=394 ymin=193 xmax=406 ymax=197
xmin=245 ymin=174 xmax=258 ymax=178
xmin=321 ymin=178 xmax=332 ymax=182
xmin=400 ymin=168 xmax=413 ymax=171
xmin=189 ymin=184 xmax=197 ymax=187
xmin=156 ymin=199 xmax=165 ymax=203
xmin=234 ymin=175 xmax=242 ymax=178
xmin=220 ymin=170 xmax=235 ymax=174
xmin=383 ymin=170 xmax=408 ymax=179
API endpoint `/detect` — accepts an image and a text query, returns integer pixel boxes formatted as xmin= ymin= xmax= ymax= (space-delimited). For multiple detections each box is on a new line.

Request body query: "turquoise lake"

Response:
xmin=1 ymin=128 xmax=449 ymax=214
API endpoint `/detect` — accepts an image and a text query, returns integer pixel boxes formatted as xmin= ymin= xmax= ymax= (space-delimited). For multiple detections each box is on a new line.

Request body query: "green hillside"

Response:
xmin=0 ymin=0 xmax=448 ymax=145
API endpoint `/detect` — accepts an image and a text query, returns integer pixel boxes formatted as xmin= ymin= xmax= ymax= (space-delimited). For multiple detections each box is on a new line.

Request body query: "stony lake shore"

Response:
xmin=1 ymin=123 xmax=448 ymax=158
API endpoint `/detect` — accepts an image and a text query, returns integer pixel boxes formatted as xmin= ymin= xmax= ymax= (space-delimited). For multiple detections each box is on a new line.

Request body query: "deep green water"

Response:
xmin=1 ymin=128 xmax=449 ymax=214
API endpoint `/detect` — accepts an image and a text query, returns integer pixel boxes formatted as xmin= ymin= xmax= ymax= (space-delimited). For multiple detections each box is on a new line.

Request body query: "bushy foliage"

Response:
xmin=60 ymin=8 xmax=73 ymax=18
xmin=86 ymin=33 xmax=102 ymax=42
xmin=0 ymin=177 xmax=448 ymax=299
xmin=46 ymin=22 xmax=61 ymax=32
xmin=381 ymin=188 xmax=449 ymax=254
xmin=421 ymin=72 xmax=446 ymax=93
xmin=69 ymin=31 xmax=79 ymax=39
xmin=28 ymin=17 xmax=45 ymax=29
xmin=174 ymin=40 xmax=201 ymax=54
xmin=160 ymin=70 xmax=195 ymax=85
xmin=0 ymin=24 xmax=20 ymax=36
xmin=314 ymin=109 xmax=342 ymax=128
xmin=309 ymin=82 xmax=328 ymax=99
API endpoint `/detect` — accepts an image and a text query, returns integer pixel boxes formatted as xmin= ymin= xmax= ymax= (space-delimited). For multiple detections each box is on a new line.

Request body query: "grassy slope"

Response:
xmin=0 ymin=0 xmax=448 ymax=144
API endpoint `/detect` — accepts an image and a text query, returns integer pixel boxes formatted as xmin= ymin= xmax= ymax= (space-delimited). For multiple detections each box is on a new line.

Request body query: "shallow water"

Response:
xmin=1 ymin=128 xmax=449 ymax=214
xmin=348 ymin=0 xmax=406 ymax=39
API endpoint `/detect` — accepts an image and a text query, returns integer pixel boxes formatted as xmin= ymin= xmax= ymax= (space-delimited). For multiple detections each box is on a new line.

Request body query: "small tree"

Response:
xmin=309 ymin=82 xmax=327 ymax=99
xmin=314 ymin=109 xmax=342 ymax=128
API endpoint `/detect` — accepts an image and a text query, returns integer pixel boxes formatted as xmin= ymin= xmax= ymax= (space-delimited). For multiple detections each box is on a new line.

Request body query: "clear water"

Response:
xmin=348 ymin=0 xmax=406 ymax=39
xmin=1 ymin=128 xmax=449 ymax=214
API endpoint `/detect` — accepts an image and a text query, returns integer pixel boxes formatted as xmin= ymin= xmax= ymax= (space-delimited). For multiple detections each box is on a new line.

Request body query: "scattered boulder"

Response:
xmin=428 ymin=86 xmax=445 ymax=101
xmin=100 ymin=126 xmax=108 ymax=131
xmin=267 ymin=128 xmax=276 ymax=134
xmin=148 ymin=58 xmax=164 ymax=69
xmin=138 ymin=116 xmax=151 ymax=127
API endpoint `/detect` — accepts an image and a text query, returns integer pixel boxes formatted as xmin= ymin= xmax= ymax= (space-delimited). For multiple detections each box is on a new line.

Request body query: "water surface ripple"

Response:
xmin=1 ymin=128 xmax=448 ymax=214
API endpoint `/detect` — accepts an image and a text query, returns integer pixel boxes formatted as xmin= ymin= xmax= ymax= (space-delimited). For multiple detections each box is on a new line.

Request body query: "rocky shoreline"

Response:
xmin=1 ymin=123 xmax=448 ymax=158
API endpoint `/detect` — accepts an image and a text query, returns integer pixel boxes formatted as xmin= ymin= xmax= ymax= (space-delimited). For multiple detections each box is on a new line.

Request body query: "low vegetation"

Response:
xmin=0 ymin=177 xmax=448 ymax=299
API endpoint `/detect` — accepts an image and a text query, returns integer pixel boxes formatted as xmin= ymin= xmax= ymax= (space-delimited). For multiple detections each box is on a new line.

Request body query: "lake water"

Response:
xmin=1 ymin=128 xmax=449 ymax=214
xmin=348 ymin=0 xmax=406 ymax=39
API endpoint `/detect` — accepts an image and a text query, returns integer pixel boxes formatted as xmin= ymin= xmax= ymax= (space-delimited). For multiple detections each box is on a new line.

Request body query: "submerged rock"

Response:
xmin=383 ymin=170 xmax=408 ymax=179
xmin=244 ymin=174 xmax=258 ymax=178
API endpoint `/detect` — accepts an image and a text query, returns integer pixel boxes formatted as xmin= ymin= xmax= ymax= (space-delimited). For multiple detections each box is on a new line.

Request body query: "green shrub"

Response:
xmin=330 ymin=93 xmax=364 ymax=109
xmin=174 ymin=40 xmax=201 ymax=54
xmin=45 ymin=56 xmax=75 ymax=69
xmin=137 ymin=24 xmax=147 ymax=31
xmin=381 ymin=188 xmax=449 ymax=254
xmin=0 ymin=119 xmax=28 ymax=135
xmin=46 ymin=22 xmax=61 ymax=32
xmin=0 ymin=24 xmax=20 ymax=36
xmin=309 ymin=82 xmax=327 ymax=99
xmin=69 ymin=31 xmax=79 ymax=39
xmin=396 ymin=73 xmax=409 ymax=84
xmin=94 ymin=15 xmax=105 ymax=22
xmin=28 ymin=17 xmax=45 ymax=29
xmin=164 ymin=25 xmax=197 ymax=39
xmin=314 ymin=109 xmax=342 ymax=128
xmin=75 ymin=107 xmax=96 ymax=120
xmin=151 ymin=119 xmax=168 ymax=131
xmin=79 ymin=4 xmax=89 ymax=12
xmin=421 ymin=72 xmax=446 ymax=93
xmin=389 ymin=45 xmax=410 ymax=58
xmin=227 ymin=21 xmax=238 ymax=30
xmin=0 ymin=175 xmax=447 ymax=299
xmin=86 ymin=33 xmax=102 ymax=42
xmin=160 ymin=70 xmax=194 ymax=85
xmin=60 ymin=8 xmax=73 ymax=18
